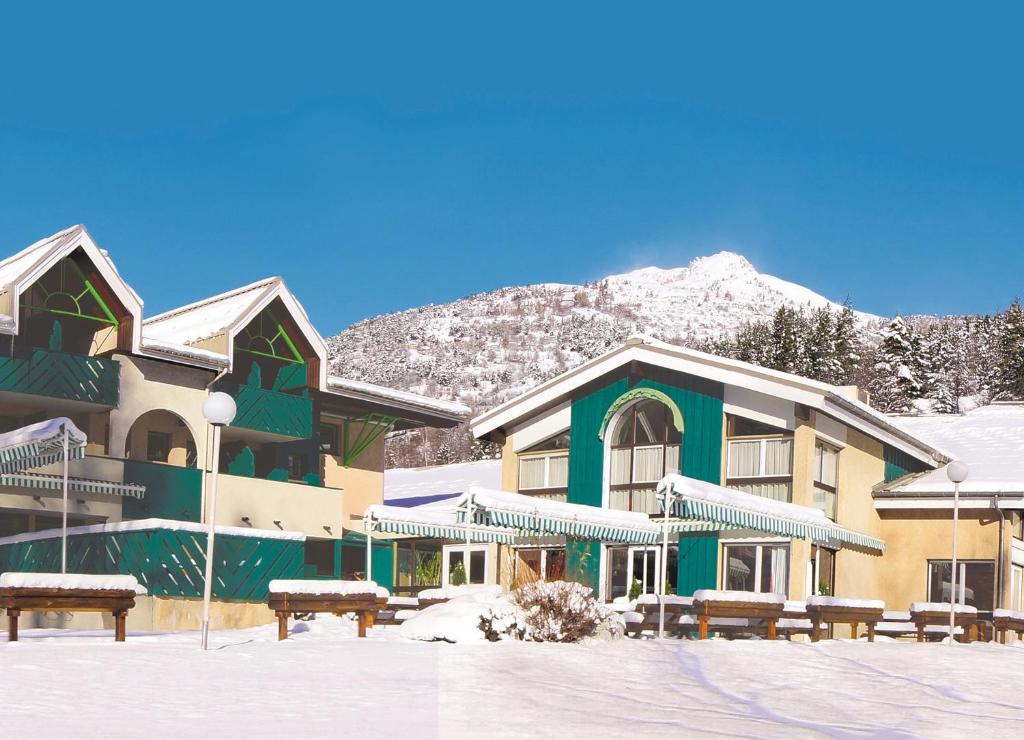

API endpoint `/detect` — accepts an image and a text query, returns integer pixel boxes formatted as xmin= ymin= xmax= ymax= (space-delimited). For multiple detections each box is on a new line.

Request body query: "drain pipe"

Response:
xmin=995 ymin=494 xmax=1005 ymax=610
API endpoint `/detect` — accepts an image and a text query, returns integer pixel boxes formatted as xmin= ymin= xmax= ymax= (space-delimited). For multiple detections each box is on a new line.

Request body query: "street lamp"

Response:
xmin=946 ymin=460 xmax=969 ymax=645
xmin=200 ymin=391 xmax=237 ymax=651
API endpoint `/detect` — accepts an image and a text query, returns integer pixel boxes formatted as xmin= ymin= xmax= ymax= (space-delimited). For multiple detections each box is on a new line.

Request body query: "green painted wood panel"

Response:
xmin=337 ymin=532 xmax=394 ymax=591
xmin=216 ymin=380 xmax=313 ymax=439
xmin=122 ymin=460 xmax=204 ymax=522
xmin=566 ymin=367 xmax=724 ymax=595
xmin=884 ymin=444 xmax=929 ymax=483
xmin=0 ymin=526 xmax=305 ymax=602
xmin=0 ymin=348 xmax=119 ymax=406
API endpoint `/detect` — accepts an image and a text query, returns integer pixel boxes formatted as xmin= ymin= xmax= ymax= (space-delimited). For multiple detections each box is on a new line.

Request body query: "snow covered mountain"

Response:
xmin=326 ymin=251 xmax=878 ymax=418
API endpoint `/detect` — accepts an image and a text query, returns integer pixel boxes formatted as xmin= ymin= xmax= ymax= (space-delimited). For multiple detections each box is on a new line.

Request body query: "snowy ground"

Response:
xmin=3 ymin=619 xmax=1024 ymax=739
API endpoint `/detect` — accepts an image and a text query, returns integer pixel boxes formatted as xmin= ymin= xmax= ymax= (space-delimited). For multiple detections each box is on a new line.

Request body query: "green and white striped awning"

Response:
xmin=0 ymin=418 xmax=87 ymax=474
xmin=364 ymin=504 xmax=517 ymax=544
xmin=0 ymin=472 xmax=146 ymax=499
xmin=658 ymin=474 xmax=885 ymax=554
xmin=464 ymin=488 xmax=662 ymax=545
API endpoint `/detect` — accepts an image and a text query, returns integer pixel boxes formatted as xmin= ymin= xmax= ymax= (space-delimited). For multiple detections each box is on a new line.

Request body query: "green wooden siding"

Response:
xmin=0 ymin=348 xmax=119 ymax=406
xmin=566 ymin=369 xmax=724 ymax=595
xmin=336 ymin=532 xmax=394 ymax=591
xmin=216 ymin=380 xmax=314 ymax=439
xmin=122 ymin=460 xmax=203 ymax=522
xmin=0 ymin=526 xmax=304 ymax=602
xmin=884 ymin=444 xmax=929 ymax=483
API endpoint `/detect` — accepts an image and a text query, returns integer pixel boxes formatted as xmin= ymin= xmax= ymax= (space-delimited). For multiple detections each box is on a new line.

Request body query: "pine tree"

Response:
xmin=995 ymin=299 xmax=1024 ymax=399
xmin=768 ymin=306 xmax=802 ymax=373
xmin=870 ymin=316 xmax=926 ymax=412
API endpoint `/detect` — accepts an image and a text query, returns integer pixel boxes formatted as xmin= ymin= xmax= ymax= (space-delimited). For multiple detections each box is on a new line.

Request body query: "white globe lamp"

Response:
xmin=202 ymin=392 xmax=237 ymax=427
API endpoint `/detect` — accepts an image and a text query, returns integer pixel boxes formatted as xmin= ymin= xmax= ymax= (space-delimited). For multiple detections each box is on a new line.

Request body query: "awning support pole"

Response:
xmin=61 ymin=425 xmax=69 ymax=575
xmin=366 ymin=525 xmax=373 ymax=582
xmin=658 ymin=485 xmax=673 ymax=639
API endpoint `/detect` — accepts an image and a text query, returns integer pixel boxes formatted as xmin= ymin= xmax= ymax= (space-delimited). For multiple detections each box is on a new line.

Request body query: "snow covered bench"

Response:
xmin=909 ymin=602 xmax=979 ymax=643
xmin=267 ymin=580 xmax=384 ymax=640
xmin=626 ymin=594 xmax=694 ymax=637
xmin=416 ymin=585 xmax=496 ymax=609
xmin=806 ymin=596 xmax=885 ymax=642
xmin=375 ymin=596 xmax=421 ymax=626
xmin=0 ymin=572 xmax=141 ymax=642
xmin=992 ymin=609 xmax=1024 ymax=643
xmin=692 ymin=590 xmax=786 ymax=640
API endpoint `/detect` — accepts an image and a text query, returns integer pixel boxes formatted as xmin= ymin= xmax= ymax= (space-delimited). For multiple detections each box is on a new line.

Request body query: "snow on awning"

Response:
xmin=364 ymin=503 xmax=518 ymax=544
xmin=657 ymin=474 xmax=885 ymax=553
xmin=0 ymin=472 xmax=146 ymax=499
xmin=462 ymin=487 xmax=662 ymax=544
xmin=0 ymin=418 xmax=86 ymax=474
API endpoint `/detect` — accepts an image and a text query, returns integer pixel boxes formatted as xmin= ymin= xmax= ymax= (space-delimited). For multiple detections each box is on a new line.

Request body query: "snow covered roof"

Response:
xmin=471 ymin=335 xmax=948 ymax=466
xmin=0 ymin=225 xmax=144 ymax=348
xmin=880 ymin=404 xmax=1024 ymax=497
xmin=384 ymin=460 xmax=501 ymax=505
xmin=326 ymin=376 xmax=471 ymax=422
xmin=142 ymin=275 xmax=328 ymax=382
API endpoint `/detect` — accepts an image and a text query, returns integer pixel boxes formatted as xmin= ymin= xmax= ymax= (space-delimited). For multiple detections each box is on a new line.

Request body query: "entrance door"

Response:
xmin=606 ymin=546 xmax=660 ymax=600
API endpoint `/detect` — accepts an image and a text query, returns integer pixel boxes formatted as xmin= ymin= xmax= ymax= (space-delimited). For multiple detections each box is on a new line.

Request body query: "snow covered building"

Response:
xmin=469 ymin=336 xmax=1024 ymax=619
xmin=0 ymin=225 xmax=468 ymax=629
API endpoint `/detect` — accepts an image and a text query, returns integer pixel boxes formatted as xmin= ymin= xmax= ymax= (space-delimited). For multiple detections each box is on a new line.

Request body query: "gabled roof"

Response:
xmin=471 ymin=335 xmax=949 ymax=466
xmin=325 ymin=376 xmax=471 ymax=424
xmin=142 ymin=276 xmax=328 ymax=384
xmin=0 ymin=225 xmax=144 ymax=349
xmin=878 ymin=404 xmax=1024 ymax=497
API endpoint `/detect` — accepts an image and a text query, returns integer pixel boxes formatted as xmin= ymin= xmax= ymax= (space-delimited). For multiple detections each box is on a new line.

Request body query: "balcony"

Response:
xmin=216 ymin=380 xmax=313 ymax=439
xmin=0 ymin=347 xmax=119 ymax=407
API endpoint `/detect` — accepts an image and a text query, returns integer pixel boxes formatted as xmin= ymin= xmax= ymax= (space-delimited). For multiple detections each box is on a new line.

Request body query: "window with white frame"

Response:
xmin=442 ymin=544 xmax=489 ymax=585
xmin=608 ymin=399 xmax=682 ymax=514
xmin=722 ymin=542 xmax=790 ymax=595
xmin=812 ymin=441 xmax=839 ymax=520
xmin=518 ymin=453 xmax=569 ymax=490
xmin=725 ymin=416 xmax=793 ymax=503
xmin=927 ymin=559 xmax=995 ymax=613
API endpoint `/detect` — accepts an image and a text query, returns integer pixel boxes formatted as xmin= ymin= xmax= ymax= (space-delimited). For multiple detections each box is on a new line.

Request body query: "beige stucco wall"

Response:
xmin=321 ymin=425 xmax=386 ymax=528
xmin=877 ymin=510 xmax=1001 ymax=610
xmin=214 ymin=474 xmax=345 ymax=536
xmin=0 ymin=596 xmax=276 ymax=633
xmin=500 ymin=434 xmax=518 ymax=492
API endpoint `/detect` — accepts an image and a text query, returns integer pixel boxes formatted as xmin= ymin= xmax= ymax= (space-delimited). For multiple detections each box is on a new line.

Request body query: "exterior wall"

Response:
xmin=215 ymin=474 xmax=345 ymax=536
xmin=500 ymin=435 xmax=518 ymax=491
xmin=321 ymin=427 xmax=385 ymax=528
xmin=877 ymin=510 xmax=1000 ymax=609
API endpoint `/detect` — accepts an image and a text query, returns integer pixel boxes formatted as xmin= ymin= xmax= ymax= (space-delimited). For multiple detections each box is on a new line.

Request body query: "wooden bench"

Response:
xmin=375 ymin=596 xmax=422 ymax=626
xmin=806 ymin=597 xmax=885 ymax=642
xmin=909 ymin=602 xmax=978 ymax=643
xmin=692 ymin=590 xmax=786 ymax=640
xmin=992 ymin=609 xmax=1024 ymax=644
xmin=0 ymin=572 xmax=140 ymax=643
xmin=267 ymin=580 xmax=384 ymax=640
xmin=627 ymin=595 xmax=695 ymax=637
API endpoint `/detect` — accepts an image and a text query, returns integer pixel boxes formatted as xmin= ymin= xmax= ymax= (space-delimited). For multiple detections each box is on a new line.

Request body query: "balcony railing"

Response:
xmin=216 ymin=381 xmax=313 ymax=439
xmin=0 ymin=347 xmax=119 ymax=406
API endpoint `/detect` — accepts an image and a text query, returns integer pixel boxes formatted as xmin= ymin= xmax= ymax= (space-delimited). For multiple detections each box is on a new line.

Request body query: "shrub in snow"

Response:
xmin=506 ymin=581 xmax=618 ymax=643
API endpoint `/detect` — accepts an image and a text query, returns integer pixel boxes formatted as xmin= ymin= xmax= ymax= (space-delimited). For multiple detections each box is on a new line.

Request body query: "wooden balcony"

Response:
xmin=0 ymin=347 xmax=119 ymax=407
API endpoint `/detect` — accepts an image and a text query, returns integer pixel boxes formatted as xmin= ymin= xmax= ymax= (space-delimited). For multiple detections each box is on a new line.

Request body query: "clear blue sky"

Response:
xmin=1 ymin=4 xmax=1021 ymax=335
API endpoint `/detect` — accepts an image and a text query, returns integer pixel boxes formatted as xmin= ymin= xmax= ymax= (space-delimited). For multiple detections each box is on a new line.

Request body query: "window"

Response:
xmin=605 ymin=545 xmax=677 ymax=600
xmin=608 ymin=400 xmax=682 ymax=514
xmin=1015 ymin=514 xmax=1024 ymax=541
xmin=725 ymin=428 xmax=793 ymax=503
xmin=443 ymin=545 xmax=489 ymax=585
xmin=515 ymin=547 xmax=567 ymax=583
xmin=146 ymin=431 xmax=170 ymax=463
xmin=518 ymin=453 xmax=569 ymax=491
xmin=812 ymin=441 xmax=839 ymax=520
xmin=288 ymin=453 xmax=306 ymax=481
xmin=1013 ymin=565 xmax=1024 ymax=611
xmin=723 ymin=543 xmax=789 ymax=595
xmin=319 ymin=423 xmax=339 ymax=455
xmin=927 ymin=560 xmax=995 ymax=613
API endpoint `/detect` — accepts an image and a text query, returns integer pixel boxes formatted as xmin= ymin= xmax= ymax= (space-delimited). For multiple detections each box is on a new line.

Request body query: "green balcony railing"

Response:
xmin=0 ymin=347 xmax=120 ymax=406
xmin=217 ymin=381 xmax=313 ymax=439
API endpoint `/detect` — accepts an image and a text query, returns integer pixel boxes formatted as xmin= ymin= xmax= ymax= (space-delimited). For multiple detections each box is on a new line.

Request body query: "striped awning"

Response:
xmin=658 ymin=474 xmax=885 ymax=554
xmin=0 ymin=472 xmax=146 ymax=499
xmin=364 ymin=504 xmax=517 ymax=544
xmin=0 ymin=418 xmax=87 ymax=474
xmin=464 ymin=488 xmax=662 ymax=545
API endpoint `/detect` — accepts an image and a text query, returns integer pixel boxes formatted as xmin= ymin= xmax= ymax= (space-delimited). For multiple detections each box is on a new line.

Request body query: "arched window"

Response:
xmin=608 ymin=399 xmax=682 ymax=513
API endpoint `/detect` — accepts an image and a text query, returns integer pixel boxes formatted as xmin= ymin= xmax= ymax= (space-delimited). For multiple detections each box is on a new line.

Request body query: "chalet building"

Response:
xmin=467 ymin=336 xmax=1024 ymax=620
xmin=0 ymin=225 xmax=467 ymax=630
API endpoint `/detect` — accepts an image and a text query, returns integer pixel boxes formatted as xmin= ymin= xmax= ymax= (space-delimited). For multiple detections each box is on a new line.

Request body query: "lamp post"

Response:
xmin=946 ymin=460 xmax=969 ymax=645
xmin=200 ymin=391 xmax=237 ymax=651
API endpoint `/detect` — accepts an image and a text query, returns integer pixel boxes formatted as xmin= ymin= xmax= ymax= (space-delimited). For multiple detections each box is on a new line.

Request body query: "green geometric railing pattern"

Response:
xmin=0 ymin=525 xmax=305 ymax=602
xmin=0 ymin=348 xmax=120 ymax=406
xmin=121 ymin=460 xmax=203 ymax=522
xmin=342 ymin=414 xmax=397 ymax=467
xmin=217 ymin=381 xmax=313 ymax=439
